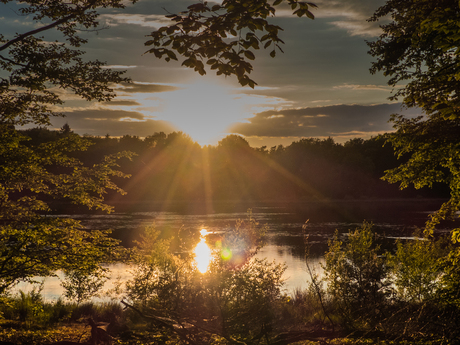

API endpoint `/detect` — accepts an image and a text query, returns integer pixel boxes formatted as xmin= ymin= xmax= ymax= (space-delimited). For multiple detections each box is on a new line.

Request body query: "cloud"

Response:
xmin=327 ymin=20 xmax=381 ymax=37
xmin=103 ymin=100 xmax=142 ymax=106
xmin=67 ymin=109 xmax=145 ymax=121
xmin=118 ymin=82 xmax=180 ymax=94
xmin=275 ymin=0 xmax=386 ymax=37
xmin=103 ymin=0 xmax=384 ymax=39
xmin=100 ymin=13 xmax=168 ymax=28
xmin=55 ymin=109 xmax=177 ymax=137
xmin=229 ymin=103 xmax=423 ymax=138
xmin=102 ymin=65 xmax=138 ymax=69
xmin=333 ymin=84 xmax=392 ymax=91
xmin=315 ymin=0 xmax=387 ymax=36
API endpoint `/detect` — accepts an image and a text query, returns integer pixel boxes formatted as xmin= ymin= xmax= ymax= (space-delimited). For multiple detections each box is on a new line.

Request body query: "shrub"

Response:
xmin=323 ymin=222 xmax=390 ymax=329
xmin=124 ymin=211 xmax=286 ymax=344
xmin=388 ymin=232 xmax=445 ymax=303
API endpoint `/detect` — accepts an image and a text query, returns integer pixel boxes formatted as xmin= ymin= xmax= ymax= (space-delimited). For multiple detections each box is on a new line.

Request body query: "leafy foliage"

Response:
xmin=369 ymin=1 xmax=460 ymax=218
xmin=0 ymin=1 xmax=136 ymax=294
xmin=61 ymin=266 xmax=109 ymax=304
xmin=369 ymin=0 xmax=460 ymax=307
xmin=388 ymin=233 xmax=446 ymax=302
xmin=0 ymin=127 xmax=132 ymax=295
xmin=368 ymin=0 xmax=460 ymax=120
xmin=0 ymin=0 xmax=135 ymax=126
xmin=145 ymin=0 xmax=317 ymax=87
xmin=323 ymin=223 xmax=390 ymax=328
xmin=125 ymin=212 xmax=286 ymax=344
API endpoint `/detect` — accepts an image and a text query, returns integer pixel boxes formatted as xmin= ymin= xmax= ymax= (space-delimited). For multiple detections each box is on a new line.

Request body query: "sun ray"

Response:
xmin=159 ymin=142 xmax=201 ymax=211
xmin=214 ymin=147 xmax=258 ymax=205
xmin=201 ymin=147 xmax=214 ymax=214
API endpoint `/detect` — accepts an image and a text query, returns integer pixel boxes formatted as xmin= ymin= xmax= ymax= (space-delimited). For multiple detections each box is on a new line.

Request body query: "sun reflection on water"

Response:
xmin=194 ymin=229 xmax=212 ymax=273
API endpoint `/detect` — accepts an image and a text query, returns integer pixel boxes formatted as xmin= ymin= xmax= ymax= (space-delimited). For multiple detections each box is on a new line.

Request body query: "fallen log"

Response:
xmin=46 ymin=342 xmax=91 ymax=345
xmin=271 ymin=330 xmax=345 ymax=345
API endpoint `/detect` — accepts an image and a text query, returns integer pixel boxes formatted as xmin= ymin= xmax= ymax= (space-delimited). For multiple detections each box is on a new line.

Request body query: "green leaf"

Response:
xmin=166 ymin=50 xmax=178 ymax=61
xmin=244 ymin=50 xmax=255 ymax=60
xmin=293 ymin=9 xmax=303 ymax=17
xmin=306 ymin=10 xmax=315 ymax=19
xmin=261 ymin=34 xmax=270 ymax=41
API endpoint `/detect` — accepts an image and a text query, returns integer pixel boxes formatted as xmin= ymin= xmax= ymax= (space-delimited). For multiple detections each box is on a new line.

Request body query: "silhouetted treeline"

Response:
xmin=20 ymin=127 xmax=449 ymax=212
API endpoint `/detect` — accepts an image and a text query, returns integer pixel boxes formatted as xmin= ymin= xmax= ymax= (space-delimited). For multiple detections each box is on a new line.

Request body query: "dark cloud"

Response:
xmin=104 ymin=100 xmax=142 ymax=106
xmin=55 ymin=109 xmax=177 ymax=136
xmin=67 ymin=109 xmax=145 ymax=121
xmin=229 ymin=104 xmax=423 ymax=138
xmin=120 ymin=82 xmax=180 ymax=93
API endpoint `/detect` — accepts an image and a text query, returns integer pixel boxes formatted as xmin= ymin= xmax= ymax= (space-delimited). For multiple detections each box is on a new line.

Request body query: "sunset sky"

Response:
xmin=2 ymin=0 xmax=422 ymax=147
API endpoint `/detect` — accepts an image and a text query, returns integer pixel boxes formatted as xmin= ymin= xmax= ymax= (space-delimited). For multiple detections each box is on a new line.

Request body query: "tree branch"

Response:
xmin=120 ymin=300 xmax=199 ymax=345
xmin=0 ymin=54 xmax=27 ymax=67
xmin=0 ymin=0 xmax=97 ymax=52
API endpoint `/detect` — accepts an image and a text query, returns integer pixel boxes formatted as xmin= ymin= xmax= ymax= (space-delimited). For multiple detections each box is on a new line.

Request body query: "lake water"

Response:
xmin=17 ymin=199 xmax=454 ymax=300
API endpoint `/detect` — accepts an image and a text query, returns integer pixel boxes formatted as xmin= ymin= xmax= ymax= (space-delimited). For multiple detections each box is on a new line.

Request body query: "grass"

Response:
xmin=0 ymin=289 xmax=126 ymax=344
xmin=0 ymin=285 xmax=454 ymax=345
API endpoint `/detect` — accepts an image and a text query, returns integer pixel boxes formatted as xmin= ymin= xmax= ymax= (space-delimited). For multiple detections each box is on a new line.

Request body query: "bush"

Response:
xmin=323 ymin=222 xmax=390 ymax=329
xmin=388 ymin=231 xmax=446 ymax=303
xmin=124 ymin=212 xmax=287 ymax=344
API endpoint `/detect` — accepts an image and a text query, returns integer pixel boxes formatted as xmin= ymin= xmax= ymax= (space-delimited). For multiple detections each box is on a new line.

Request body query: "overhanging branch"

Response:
xmin=0 ymin=0 xmax=98 ymax=52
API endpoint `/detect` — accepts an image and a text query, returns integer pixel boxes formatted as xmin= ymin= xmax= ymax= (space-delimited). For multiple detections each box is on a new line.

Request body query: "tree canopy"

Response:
xmin=0 ymin=0 xmax=136 ymax=126
xmin=368 ymin=0 xmax=460 ymax=218
xmin=369 ymin=0 xmax=460 ymax=305
xmin=145 ymin=0 xmax=317 ymax=88
xmin=368 ymin=0 xmax=460 ymax=120
xmin=0 ymin=0 xmax=136 ymax=294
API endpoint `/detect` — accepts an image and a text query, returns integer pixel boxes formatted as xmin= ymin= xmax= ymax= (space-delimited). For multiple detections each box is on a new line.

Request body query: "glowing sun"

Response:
xmin=157 ymin=78 xmax=281 ymax=146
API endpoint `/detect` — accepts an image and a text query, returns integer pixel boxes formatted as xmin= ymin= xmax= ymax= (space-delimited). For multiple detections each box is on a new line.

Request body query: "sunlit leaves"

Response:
xmin=382 ymin=113 xmax=460 ymax=209
xmin=324 ymin=222 xmax=390 ymax=326
xmin=0 ymin=0 xmax=138 ymax=293
xmin=126 ymin=213 xmax=285 ymax=344
xmin=389 ymin=232 xmax=445 ymax=303
xmin=368 ymin=0 xmax=460 ymax=120
xmin=369 ymin=2 xmax=460 ymax=289
xmin=145 ymin=0 xmax=316 ymax=87
xmin=0 ymin=1 xmax=134 ymax=127
xmin=0 ymin=217 xmax=121 ymax=295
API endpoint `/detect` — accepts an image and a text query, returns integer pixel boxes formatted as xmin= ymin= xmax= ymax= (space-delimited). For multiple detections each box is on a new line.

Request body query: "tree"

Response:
xmin=145 ymin=0 xmax=317 ymax=87
xmin=389 ymin=233 xmax=445 ymax=303
xmin=0 ymin=1 xmax=136 ymax=294
xmin=61 ymin=266 xmax=108 ymax=304
xmin=368 ymin=0 xmax=460 ymax=120
xmin=368 ymin=0 xmax=460 ymax=306
xmin=368 ymin=0 xmax=460 ymax=208
xmin=368 ymin=1 xmax=460 ymax=227
xmin=323 ymin=223 xmax=390 ymax=328
xmin=218 ymin=134 xmax=251 ymax=150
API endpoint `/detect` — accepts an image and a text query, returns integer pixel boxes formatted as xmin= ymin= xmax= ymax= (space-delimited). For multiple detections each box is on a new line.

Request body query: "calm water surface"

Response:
xmin=18 ymin=199 xmax=455 ymax=299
